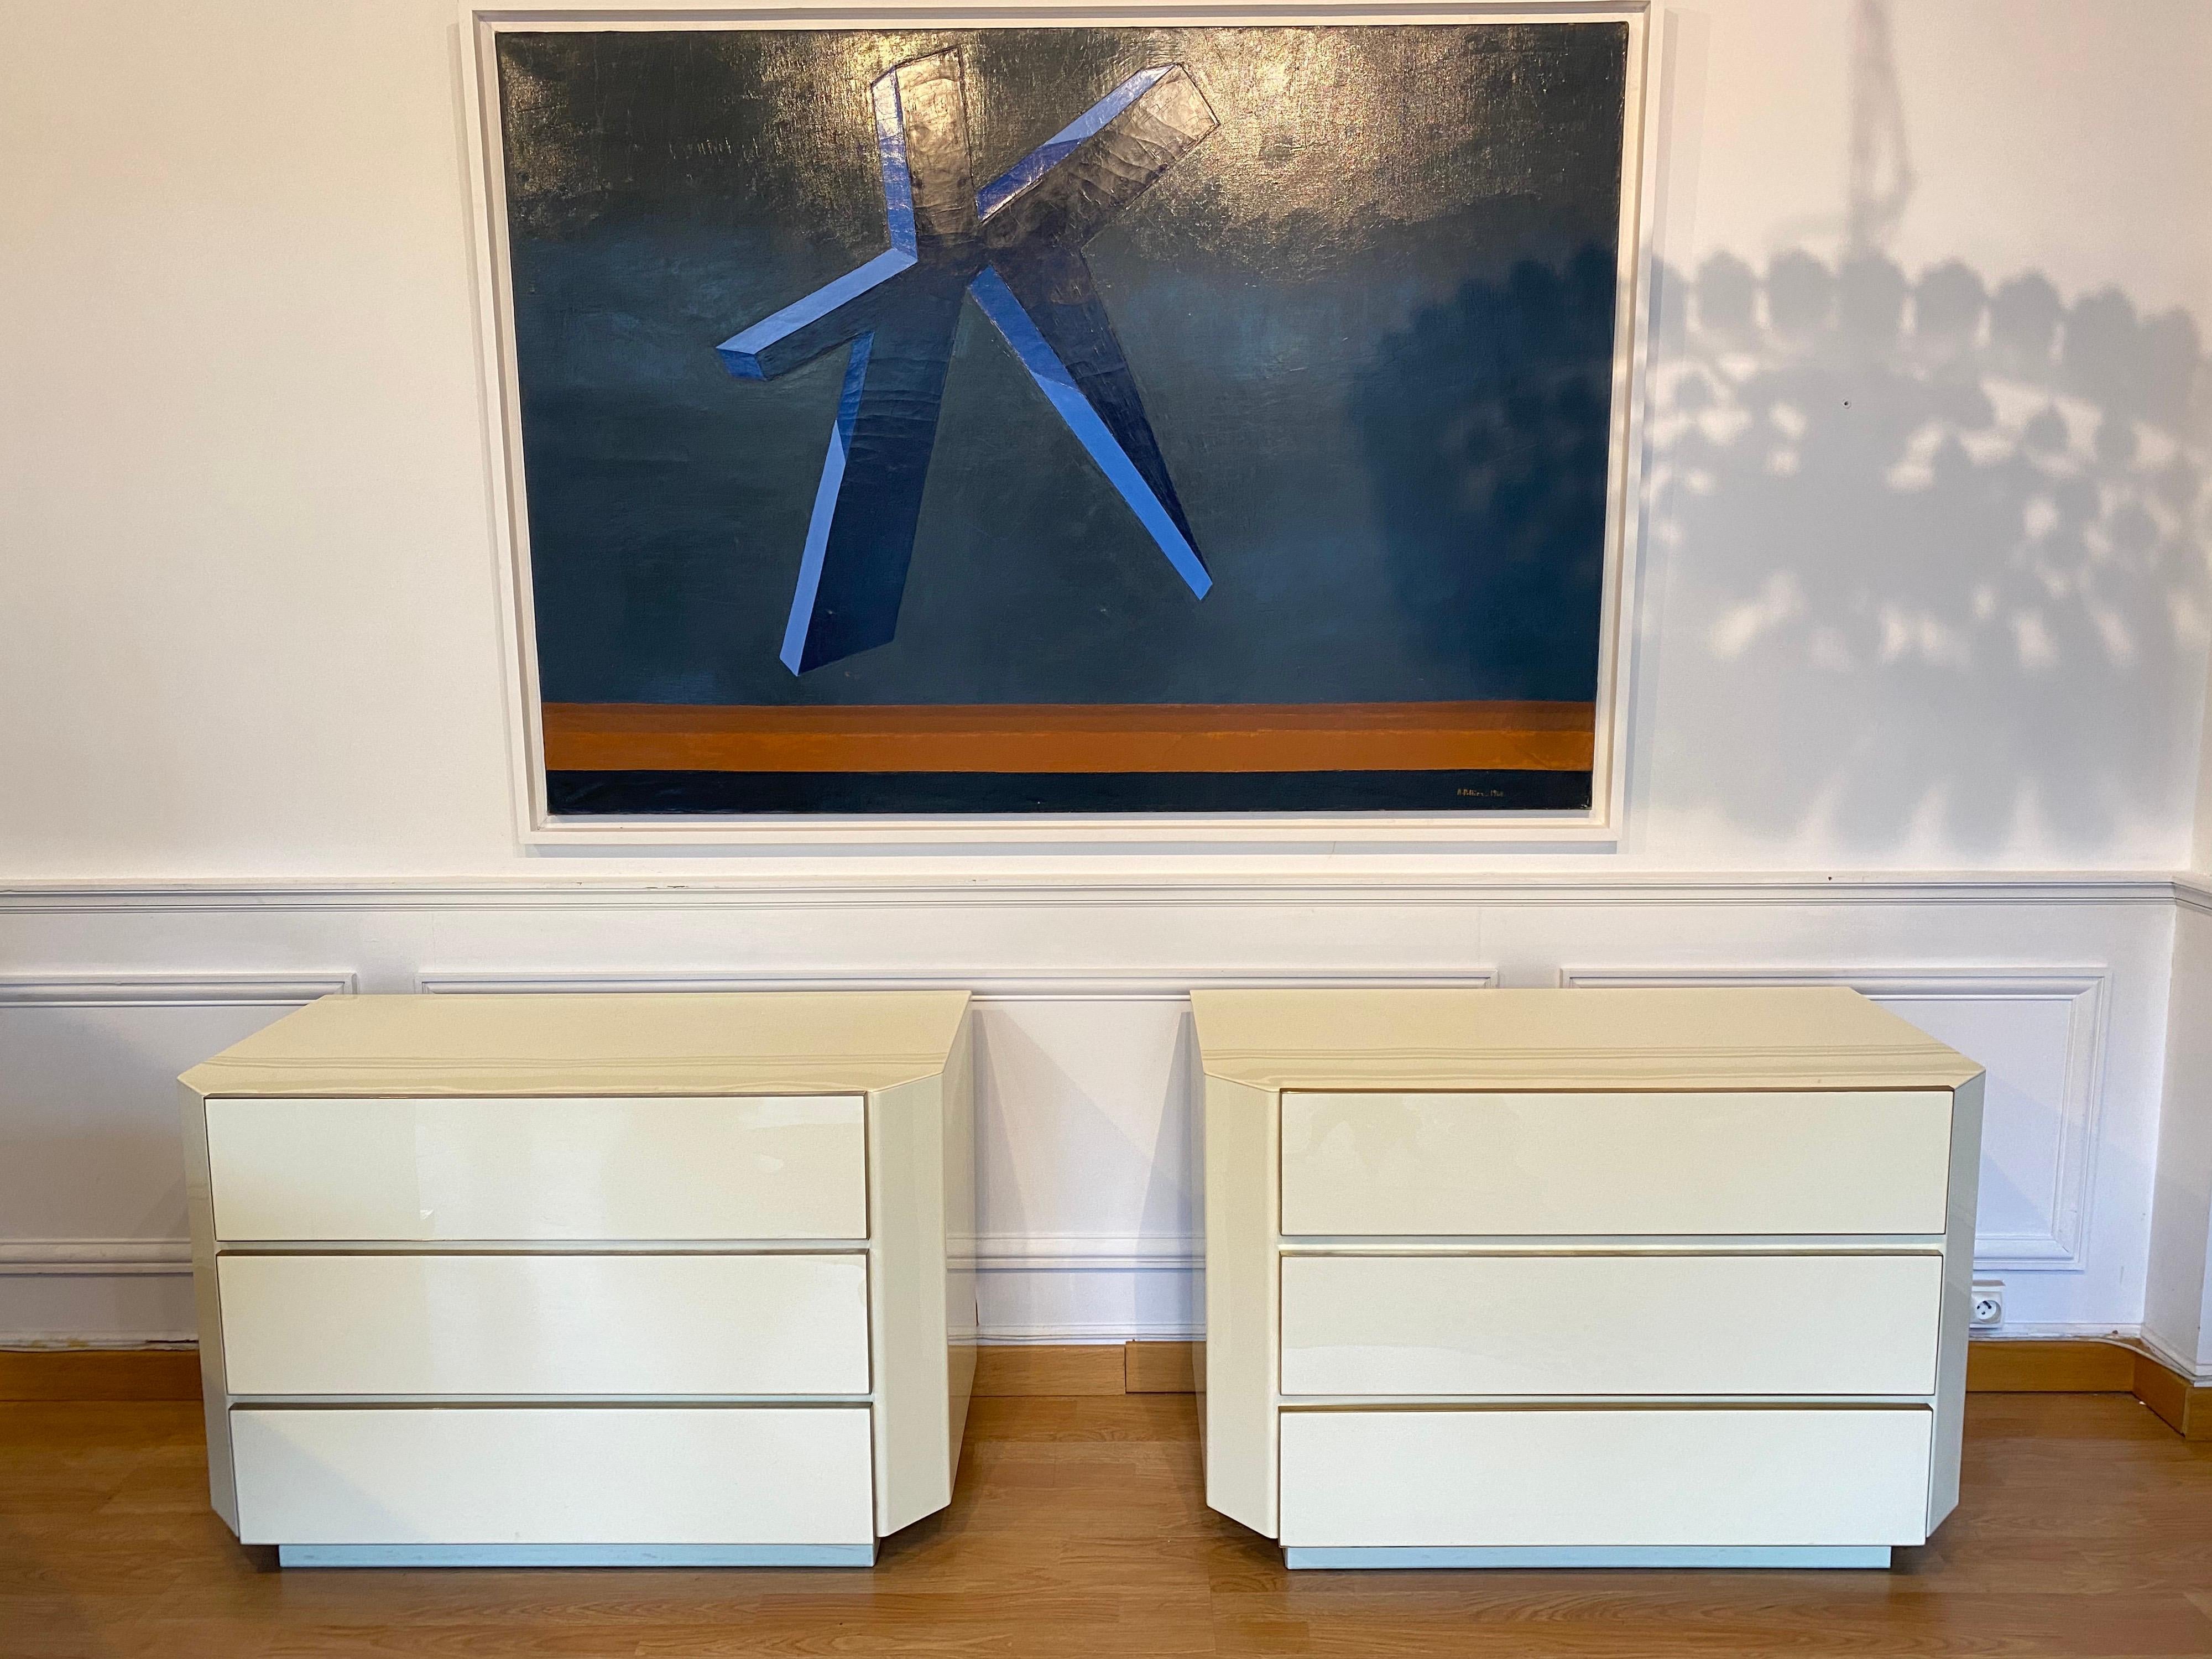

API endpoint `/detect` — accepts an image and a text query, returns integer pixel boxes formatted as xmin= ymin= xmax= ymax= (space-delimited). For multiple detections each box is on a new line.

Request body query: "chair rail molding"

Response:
xmin=0 ymin=870 xmax=2187 ymax=915
xmin=412 ymin=967 xmax=1500 ymax=997
xmin=0 ymin=972 xmax=358 ymax=1008
xmin=1556 ymin=965 xmax=2112 ymax=1272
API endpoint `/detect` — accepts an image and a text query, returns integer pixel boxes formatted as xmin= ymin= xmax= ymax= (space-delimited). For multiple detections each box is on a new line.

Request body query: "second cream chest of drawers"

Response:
xmin=1193 ymin=986 xmax=1983 ymax=1569
xmin=180 ymin=990 xmax=974 ymax=1567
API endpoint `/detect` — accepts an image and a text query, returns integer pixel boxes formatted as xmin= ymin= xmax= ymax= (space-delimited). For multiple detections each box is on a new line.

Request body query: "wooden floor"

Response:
xmin=4 ymin=1392 xmax=2210 ymax=1657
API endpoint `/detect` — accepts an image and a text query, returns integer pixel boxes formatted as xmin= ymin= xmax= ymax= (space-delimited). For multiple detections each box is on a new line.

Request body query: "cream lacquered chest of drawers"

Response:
xmin=179 ymin=990 xmax=975 ymax=1568
xmin=1192 ymin=986 xmax=1984 ymax=1571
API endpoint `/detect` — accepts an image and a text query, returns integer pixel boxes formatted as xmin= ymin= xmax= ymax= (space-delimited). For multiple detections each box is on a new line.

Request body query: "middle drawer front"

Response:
xmin=1280 ymin=1252 xmax=1943 ymax=1397
xmin=217 ymin=1253 xmax=869 ymax=1397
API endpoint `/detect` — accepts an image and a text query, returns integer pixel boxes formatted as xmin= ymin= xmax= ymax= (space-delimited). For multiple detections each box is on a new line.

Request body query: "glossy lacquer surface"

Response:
xmin=1193 ymin=986 xmax=1983 ymax=1557
xmin=217 ymin=1252 xmax=870 ymax=1397
xmin=183 ymin=991 xmax=975 ymax=1562
xmin=1280 ymin=1251 xmax=1944 ymax=1397
xmin=1191 ymin=985 xmax=1982 ymax=1093
xmin=181 ymin=989 xmax=971 ymax=1098
xmin=1280 ymin=1089 xmax=1954 ymax=1237
xmin=205 ymin=1094 xmax=867 ymax=1241
xmin=497 ymin=25 xmax=1632 ymax=815
xmin=1279 ymin=1409 xmax=1936 ymax=1549
xmin=231 ymin=1407 xmax=876 ymax=1546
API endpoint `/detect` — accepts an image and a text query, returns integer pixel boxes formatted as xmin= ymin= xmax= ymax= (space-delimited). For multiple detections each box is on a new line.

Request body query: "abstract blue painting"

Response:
xmin=494 ymin=24 xmax=1633 ymax=814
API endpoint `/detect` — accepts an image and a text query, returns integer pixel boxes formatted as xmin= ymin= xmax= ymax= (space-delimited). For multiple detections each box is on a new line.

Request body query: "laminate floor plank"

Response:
xmin=5 ymin=1394 xmax=2210 ymax=1657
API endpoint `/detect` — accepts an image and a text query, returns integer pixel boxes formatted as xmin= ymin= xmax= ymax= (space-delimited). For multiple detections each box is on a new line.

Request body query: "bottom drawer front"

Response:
xmin=1280 ymin=1409 xmax=1932 ymax=1548
xmin=232 ymin=1407 xmax=873 ymax=1545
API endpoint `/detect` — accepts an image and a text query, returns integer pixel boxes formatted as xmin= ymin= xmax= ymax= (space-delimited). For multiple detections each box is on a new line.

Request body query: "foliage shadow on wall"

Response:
xmin=1627 ymin=249 xmax=2210 ymax=855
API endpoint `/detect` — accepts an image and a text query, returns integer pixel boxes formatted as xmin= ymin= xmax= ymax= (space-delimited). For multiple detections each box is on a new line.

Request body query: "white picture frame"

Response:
xmin=457 ymin=0 xmax=1656 ymax=848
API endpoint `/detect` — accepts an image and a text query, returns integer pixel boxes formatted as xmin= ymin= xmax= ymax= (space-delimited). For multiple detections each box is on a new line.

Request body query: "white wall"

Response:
xmin=1635 ymin=0 xmax=2212 ymax=870
xmin=2195 ymin=654 xmax=2212 ymax=873
xmin=5 ymin=0 xmax=2211 ymax=1352
xmin=4 ymin=0 xmax=2211 ymax=878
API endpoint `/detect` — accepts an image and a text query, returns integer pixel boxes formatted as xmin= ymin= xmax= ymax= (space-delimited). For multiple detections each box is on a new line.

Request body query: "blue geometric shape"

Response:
xmin=975 ymin=62 xmax=1217 ymax=575
xmin=974 ymin=65 xmax=1175 ymax=221
xmin=781 ymin=332 xmax=875 ymax=672
xmin=716 ymin=249 xmax=913 ymax=381
xmin=871 ymin=67 xmax=920 ymax=256
xmin=715 ymin=49 xmax=1218 ymax=673
xmin=968 ymin=266 xmax=1209 ymax=598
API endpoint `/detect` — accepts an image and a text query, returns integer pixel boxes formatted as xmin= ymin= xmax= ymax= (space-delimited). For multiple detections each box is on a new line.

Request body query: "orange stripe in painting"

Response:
xmin=541 ymin=702 xmax=1595 ymax=775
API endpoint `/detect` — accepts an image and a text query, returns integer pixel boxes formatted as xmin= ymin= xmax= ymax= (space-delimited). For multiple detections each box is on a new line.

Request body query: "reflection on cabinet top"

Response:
xmin=1190 ymin=987 xmax=1979 ymax=1093
xmin=181 ymin=990 xmax=972 ymax=1098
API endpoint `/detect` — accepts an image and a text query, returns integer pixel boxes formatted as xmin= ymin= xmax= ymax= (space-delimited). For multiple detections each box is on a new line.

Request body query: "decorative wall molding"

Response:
xmin=415 ymin=966 xmax=1498 ymax=998
xmin=0 ymin=1240 xmax=191 ymax=1277
xmin=0 ymin=890 xmax=2179 ymax=1347
xmin=1556 ymin=964 xmax=2112 ymax=1272
xmin=2178 ymin=875 xmax=2212 ymax=916
xmin=953 ymin=1234 xmax=1202 ymax=1272
xmin=0 ymin=1235 xmax=1200 ymax=1281
xmin=0 ymin=972 xmax=357 ymax=1008
xmin=0 ymin=871 xmax=2187 ymax=915
xmin=0 ymin=971 xmax=353 ymax=1307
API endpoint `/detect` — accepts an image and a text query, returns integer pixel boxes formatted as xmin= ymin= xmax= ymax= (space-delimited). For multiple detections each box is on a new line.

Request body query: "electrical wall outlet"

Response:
xmin=1970 ymin=1280 xmax=2005 ymax=1330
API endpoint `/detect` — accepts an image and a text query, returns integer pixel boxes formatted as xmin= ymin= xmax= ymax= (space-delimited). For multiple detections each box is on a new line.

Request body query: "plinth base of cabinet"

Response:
xmin=1282 ymin=1545 xmax=1893 ymax=1571
xmin=275 ymin=1543 xmax=878 ymax=1569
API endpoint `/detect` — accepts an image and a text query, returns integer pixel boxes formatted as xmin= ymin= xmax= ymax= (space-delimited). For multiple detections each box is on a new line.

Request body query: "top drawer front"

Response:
xmin=206 ymin=1096 xmax=866 ymax=1241
xmin=1281 ymin=1091 xmax=1952 ymax=1237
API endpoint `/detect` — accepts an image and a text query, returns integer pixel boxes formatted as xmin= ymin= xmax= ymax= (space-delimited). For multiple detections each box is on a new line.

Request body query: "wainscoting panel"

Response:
xmin=0 ymin=973 xmax=355 ymax=1344
xmin=0 ymin=877 xmax=2178 ymax=1344
xmin=1558 ymin=968 xmax=2111 ymax=1270
xmin=410 ymin=968 xmax=1492 ymax=1343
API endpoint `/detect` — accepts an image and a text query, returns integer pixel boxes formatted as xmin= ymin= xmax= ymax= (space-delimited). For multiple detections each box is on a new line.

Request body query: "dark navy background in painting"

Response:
xmin=495 ymin=24 xmax=1629 ymax=814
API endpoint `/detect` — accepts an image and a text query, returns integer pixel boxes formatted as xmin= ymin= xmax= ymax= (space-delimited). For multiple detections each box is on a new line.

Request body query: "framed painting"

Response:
xmin=462 ymin=3 xmax=1651 ymax=842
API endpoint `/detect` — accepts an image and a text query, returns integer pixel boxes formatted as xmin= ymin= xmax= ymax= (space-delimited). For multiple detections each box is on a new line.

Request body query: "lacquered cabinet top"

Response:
xmin=1190 ymin=985 xmax=1979 ymax=1092
xmin=181 ymin=989 xmax=970 ymax=1098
